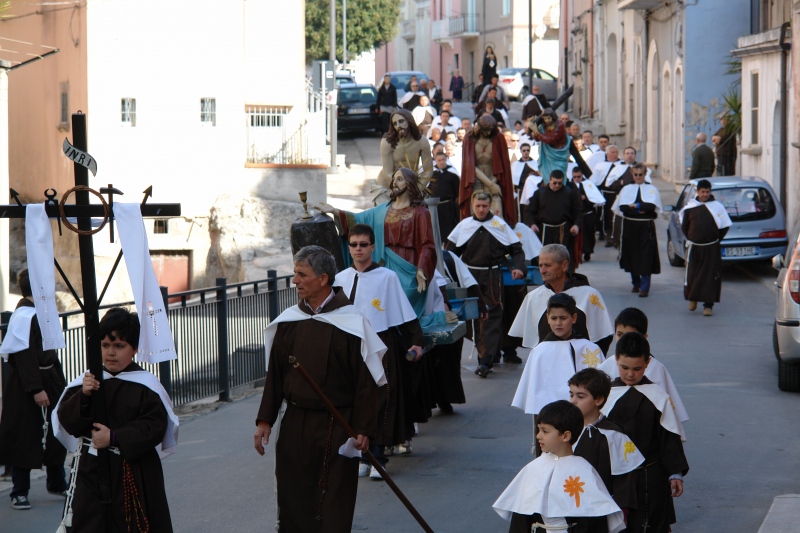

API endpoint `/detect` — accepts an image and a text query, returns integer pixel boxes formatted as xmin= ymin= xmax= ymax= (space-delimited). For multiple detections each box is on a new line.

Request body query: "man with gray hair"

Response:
xmin=254 ymin=245 xmax=386 ymax=531
xmin=689 ymin=132 xmax=715 ymax=180
xmin=509 ymin=244 xmax=613 ymax=355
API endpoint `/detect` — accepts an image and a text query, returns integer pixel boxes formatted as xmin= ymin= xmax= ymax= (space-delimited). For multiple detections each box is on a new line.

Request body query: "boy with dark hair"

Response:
xmin=598 ymin=308 xmax=688 ymax=423
xmin=54 ymin=307 xmax=178 ymax=532
xmin=0 ymin=269 xmax=68 ymax=510
xmin=601 ymin=333 xmax=689 ymax=533
xmin=569 ymin=368 xmax=643 ymax=515
xmin=513 ymin=293 xmax=606 ymax=455
xmin=494 ymin=400 xmax=625 ymax=533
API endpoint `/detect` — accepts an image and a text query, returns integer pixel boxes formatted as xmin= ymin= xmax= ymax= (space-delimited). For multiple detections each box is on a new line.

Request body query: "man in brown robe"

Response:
xmin=680 ymin=179 xmax=732 ymax=316
xmin=459 ymin=115 xmax=517 ymax=226
xmin=0 ymin=269 xmax=68 ymax=509
xmin=254 ymin=246 xmax=381 ymax=532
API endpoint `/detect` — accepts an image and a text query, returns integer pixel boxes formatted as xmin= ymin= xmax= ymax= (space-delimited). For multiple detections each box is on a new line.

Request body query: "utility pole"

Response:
xmin=329 ymin=0 xmax=338 ymax=173
xmin=528 ymin=0 xmax=533 ymax=98
xmin=343 ymin=0 xmax=348 ymax=70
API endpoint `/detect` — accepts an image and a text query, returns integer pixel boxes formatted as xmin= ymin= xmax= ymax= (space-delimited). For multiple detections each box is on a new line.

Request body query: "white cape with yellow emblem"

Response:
xmin=602 ymin=383 xmax=686 ymax=441
xmin=512 ymin=338 xmax=605 ymax=415
xmin=513 ymin=223 xmax=543 ymax=261
xmin=598 ymin=356 xmax=689 ymax=423
xmin=334 ymin=266 xmax=418 ymax=334
xmin=447 ymin=214 xmax=520 ymax=248
xmin=509 ymin=285 xmax=613 ymax=348
xmin=493 ymin=453 xmax=625 ymax=533
xmin=574 ymin=422 xmax=645 ymax=475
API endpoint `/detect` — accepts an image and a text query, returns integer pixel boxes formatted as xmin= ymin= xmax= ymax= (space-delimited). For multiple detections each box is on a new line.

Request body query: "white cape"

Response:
xmin=447 ymin=215 xmax=520 ymax=248
xmin=612 ymin=183 xmax=663 ymax=216
xmin=513 ymin=223 xmax=543 ymax=261
xmin=679 ymin=199 xmax=732 ymax=229
xmin=578 ymin=181 xmax=606 ymax=206
xmin=442 ymin=250 xmax=478 ymax=289
xmin=511 ymin=160 xmax=540 ymax=187
xmin=263 ymin=304 xmax=387 ymax=386
xmin=591 ymin=161 xmax=617 ymax=187
xmin=512 ymin=338 xmax=605 ymax=415
xmin=519 ymin=171 xmax=544 ymax=205
xmin=333 ymin=267 xmax=418 ymax=333
xmin=602 ymin=383 xmax=686 ymax=441
xmin=509 ymin=285 xmax=613 ymax=348
xmin=0 ymin=307 xmax=37 ymax=359
xmin=574 ymin=423 xmax=645 ymax=475
xmin=598 ymin=356 xmax=689 ymax=423
xmin=493 ymin=453 xmax=625 ymax=533
xmin=52 ymin=370 xmax=180 ymax=457
xmin=604 ymin=164 xmax=652 ymax=187
xmin=586 ymin=152 xmax=608 ymax=178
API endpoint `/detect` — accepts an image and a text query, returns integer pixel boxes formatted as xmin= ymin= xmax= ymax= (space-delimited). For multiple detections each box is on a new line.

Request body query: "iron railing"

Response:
xmin=0 ymin=270 xmax=297 ymax=407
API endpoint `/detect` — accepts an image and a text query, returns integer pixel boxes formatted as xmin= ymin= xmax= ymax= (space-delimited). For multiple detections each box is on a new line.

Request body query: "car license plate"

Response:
xmin=349 ymin=108 xmax=369 ymax=114
xmin=722 ymin=246 xmax=759 ymax=257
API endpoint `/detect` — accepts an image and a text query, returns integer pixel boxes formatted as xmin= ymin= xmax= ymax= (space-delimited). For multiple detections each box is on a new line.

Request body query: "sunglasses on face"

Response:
xmin=633 ymin=173 xmax=645 ymax=177
xmin=348 ymin=242 xmax=372 ymax=248
xmin=521 ymin=149 xmax=530 ymax=152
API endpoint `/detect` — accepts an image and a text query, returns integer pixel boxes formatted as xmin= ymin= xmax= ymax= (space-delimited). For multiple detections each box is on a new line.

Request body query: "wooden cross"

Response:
xmin=0 ymin=112 xmax=181 ymax=505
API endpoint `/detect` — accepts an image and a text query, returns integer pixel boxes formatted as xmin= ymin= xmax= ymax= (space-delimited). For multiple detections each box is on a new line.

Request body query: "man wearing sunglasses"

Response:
xmin=334 ymin=225 xmax=424 ymax=479
xmin=612 ymin=163 xmax=663 ymax=297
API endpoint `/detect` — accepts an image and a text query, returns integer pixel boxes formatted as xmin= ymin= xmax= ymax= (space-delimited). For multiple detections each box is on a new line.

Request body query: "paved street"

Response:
xmin=3 ymin=113 xmax=799 ymax=531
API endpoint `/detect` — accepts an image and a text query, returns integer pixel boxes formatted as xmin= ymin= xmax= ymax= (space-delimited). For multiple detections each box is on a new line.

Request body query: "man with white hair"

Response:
xmin=688 ymin=132 xmax=715 ymax=180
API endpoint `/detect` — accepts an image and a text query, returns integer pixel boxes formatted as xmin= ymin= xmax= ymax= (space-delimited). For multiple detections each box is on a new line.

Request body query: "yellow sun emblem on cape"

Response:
xmin=516 ymin=232 xmax=523 ymax=239
xmin=371 ymin=298 xmax=385 ymax=312
xmin=581 ymin=347 xmax=602 ymax=368
xmin=563 ymin=476 xmax=585 ymax=508
xmin=588 ymin=293 xmax=605 ymax=310
xmin=623 ymin=440 xmax=637 ymax=461
xmin=491 ymin=219 xmax=503 ymax=228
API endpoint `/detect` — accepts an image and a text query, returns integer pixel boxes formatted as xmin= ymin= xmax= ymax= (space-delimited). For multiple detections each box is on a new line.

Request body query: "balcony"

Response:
xmin=617 ymin=0 xmax=668 ymax=9
xmin=432 ymin=13 xmax=480 ymax=43
xmin=401 ymin=19 xmax=415 ymax=40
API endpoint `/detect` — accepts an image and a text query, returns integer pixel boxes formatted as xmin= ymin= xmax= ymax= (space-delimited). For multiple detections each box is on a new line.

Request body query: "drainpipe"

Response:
xmin=779 ymin=21 xmax=791 ymax=210
xmin=641 ymin=10 xmax=649 ymax=164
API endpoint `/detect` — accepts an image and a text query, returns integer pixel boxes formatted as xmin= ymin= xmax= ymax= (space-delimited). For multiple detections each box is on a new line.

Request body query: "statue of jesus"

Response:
xmin=373 ymin=109 xmax=433 ymax=205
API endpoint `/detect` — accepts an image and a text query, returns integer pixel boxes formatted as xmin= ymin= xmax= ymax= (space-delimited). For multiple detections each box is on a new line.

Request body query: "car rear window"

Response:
xmin=389 ymin=73 xmax=425 ymax=90
xmin=339 ymin=88 xmax=376 ymax=104
xmin=715 ymin=186 xmax=777 ymax=221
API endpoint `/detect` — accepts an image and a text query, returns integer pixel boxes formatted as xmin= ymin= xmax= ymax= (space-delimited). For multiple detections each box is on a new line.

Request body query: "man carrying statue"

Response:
xmin=374 ymin=109 xmax=433 ymax=205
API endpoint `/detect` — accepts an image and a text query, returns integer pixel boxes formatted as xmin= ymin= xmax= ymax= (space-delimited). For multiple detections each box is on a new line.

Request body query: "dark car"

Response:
xmin=385 ymin=70 xmax=430 ymax=99
xmin=337 ymin=83 xmax=379 ymax=132
xmin=664 ymin=176 xmax=788 ymax=266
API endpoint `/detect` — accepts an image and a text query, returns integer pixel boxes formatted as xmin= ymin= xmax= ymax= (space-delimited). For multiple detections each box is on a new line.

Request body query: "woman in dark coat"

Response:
xmin=481 ymin=46 xmax=498 ymax=82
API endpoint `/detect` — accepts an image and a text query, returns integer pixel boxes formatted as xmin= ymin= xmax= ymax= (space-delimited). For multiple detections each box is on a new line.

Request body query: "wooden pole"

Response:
xmin=288 ymin=356 xmax=435 ymax=533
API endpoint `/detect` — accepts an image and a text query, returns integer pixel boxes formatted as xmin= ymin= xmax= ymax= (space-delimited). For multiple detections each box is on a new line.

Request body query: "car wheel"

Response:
xmin=666 ymin=232 xmax=684 ymax=267
xmin=778 ymin=359 xmax=800 ymax=392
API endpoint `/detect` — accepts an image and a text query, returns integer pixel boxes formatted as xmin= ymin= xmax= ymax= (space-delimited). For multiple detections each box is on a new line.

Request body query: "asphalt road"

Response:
xmin=3 ymin=116 xmax=799 ymax=531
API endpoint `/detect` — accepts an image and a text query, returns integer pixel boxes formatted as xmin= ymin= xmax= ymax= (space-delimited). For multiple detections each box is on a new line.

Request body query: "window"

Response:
xmin=454 ymin=53 xmax=459 ymax=70
xmin=246 ymin=105 xmax=288 ymax=127
xmin=154 ymin=220 xmax=168 ymax=234
xmin=201 ymin=98 xmax=216 ymax=126
xmin=716 ymin=186 xmax=776 ymax=221
xmin=503 ymin=0 xmax=511 ymax=16
xmin=58 ymin=81 xmax=69 ymax=131
xmin=121 ymin=98 xmax=136 ymax=127
xmin=750 ymin=72 xmax=759 ymax=144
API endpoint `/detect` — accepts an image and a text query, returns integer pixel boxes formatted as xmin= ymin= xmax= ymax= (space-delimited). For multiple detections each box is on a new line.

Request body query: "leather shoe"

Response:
xmin=703 ymin=308 xmax=713 ymax=316
xmin=638 ymin=291 xmax=649 ymax=298
xmin=476 ymin=365 xmax=490 ymax=378
xmin=583 ymin=253 xmax=591 ymax=262
xmin=631 ymin=286 xmax=640 ymax=293
xmin=688 ymin=301 xmax=697 ymax=311
xmin=504 ymin=354 xmax=523 ymax=364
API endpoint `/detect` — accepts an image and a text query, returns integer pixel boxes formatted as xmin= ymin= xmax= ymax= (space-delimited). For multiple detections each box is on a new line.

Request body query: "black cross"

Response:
xmin=0 ymin=112 xmax=181 ymax=505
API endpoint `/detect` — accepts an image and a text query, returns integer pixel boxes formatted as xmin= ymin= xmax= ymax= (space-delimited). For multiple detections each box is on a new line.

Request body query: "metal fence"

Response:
xmin=0 ymin=270 xmax=297 ymax=407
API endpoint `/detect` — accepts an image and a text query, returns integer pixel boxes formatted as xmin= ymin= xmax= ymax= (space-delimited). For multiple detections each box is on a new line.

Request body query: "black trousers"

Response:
xmin=602 ymin=192 xmax=617 ymax=238
xmin=582 ymin=211 xmax=596 ymax=255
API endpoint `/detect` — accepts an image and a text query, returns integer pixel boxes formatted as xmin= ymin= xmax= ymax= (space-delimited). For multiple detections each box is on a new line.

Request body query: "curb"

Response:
xmin=758 ymin=494 xmax=800 ymax=532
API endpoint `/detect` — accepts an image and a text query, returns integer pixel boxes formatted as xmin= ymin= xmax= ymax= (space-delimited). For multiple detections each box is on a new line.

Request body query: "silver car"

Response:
xmin=772 ymin=220 xmax=800 ymax=391
xmin=497 ymin=67 xmax=558 ymax=101
xmin=665 ymin=177 xmax=788 ymax=267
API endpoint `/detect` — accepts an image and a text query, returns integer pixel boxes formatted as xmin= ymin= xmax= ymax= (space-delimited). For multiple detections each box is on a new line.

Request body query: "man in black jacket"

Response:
xmin=688 ymin=132 xmax=715 ymax=180
xmin=377 ymin=74 xmax=398 ymax=134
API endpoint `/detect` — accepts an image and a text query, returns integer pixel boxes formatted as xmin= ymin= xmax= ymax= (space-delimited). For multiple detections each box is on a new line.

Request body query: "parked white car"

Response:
xmin=772 ymin=219 xmax=800 ymax=391
xmin=497 ymin=67 xmax=558 ymax=101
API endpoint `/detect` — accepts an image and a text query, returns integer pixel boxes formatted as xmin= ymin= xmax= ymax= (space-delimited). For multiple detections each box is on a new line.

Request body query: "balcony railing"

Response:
xmin=401 ymin=19 xmax=415 ymax=39
xmin=432 ymin=14 xmax=479 ymax=41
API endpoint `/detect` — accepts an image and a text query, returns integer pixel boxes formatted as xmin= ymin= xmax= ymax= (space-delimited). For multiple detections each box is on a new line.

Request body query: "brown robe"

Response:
xmin=256 ymin=289 xmax=379 ymax=533
xmin=682 ymin=201 xmax=729 ymax=303
xmin=57 ymin=363 xmax=172 ymax=533
xmin=0 ymin=298 xmax=68 ymax=470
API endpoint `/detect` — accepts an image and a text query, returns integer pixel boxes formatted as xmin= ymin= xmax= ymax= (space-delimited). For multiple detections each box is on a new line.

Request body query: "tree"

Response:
xmin=306 ymin=0 xmax=401 ymax=63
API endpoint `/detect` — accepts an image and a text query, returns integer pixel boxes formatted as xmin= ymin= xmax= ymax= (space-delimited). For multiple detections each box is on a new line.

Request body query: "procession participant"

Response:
xmin=445 ymin=141 xmax=462 ymax=177
xmin=679 ymin=179 xmax=732 ymax=316
xmin=592 ymin=144 xmax=620 ymax=242
xmin=458 ymin=114 xmax=517 ymax=226
xmin=570 ymin=166 xmax=606 ymax=263
xmin=478 ymin=74 xmax=510 ymax=109
xmin=374 ymin=109 xmax=433 ymax=205
xmin=604 ymin=147 xmax=651 ymax=248
xmin=568 ymin=368 xmax=643 ymax=512
xmin=471 ymin=73 xmax=486 ymax=107
xmin=494 ymin=400 xmax=625 ymax=533
xmin=602 ymin=333 xmax=689 ymax=533
xmin=428 ymin=126 xmax=442 ymax=149
xmin=585 ymin=134 xmax=610 ymax=172
xmin=517 ymin=157 xmax=544 ymax=211
xmin=582 ymin=131 xmax=600 ymax=153
xmin=432 ymin=151 xmax=461 ymax=240
xmin=427 ymin=78 xmax=443 ymax=112
xmin=598 ymin=308 xmax=689 ymax=423
xmin=376 ymin=74 xmax=398 ymax=134
xmin=432 ymin=100 xmax=461 ymax=129
xmin=399 ymin=80 xmax=424 ymax=111
xmin=55 ymin=307 xmax=178 ymax=532
xmin=334 ymin=226 xmax=423 ymax=480
xmin=456 ymin=126 xmax=467 ymax=147
xmin=446 ymin=191 xmax=526 ymax=378
xmin=524 ymin=170 xmax=582 ymax=270
xmin=320 ymin=167 xmax=437 ymax=319
xmin=532 ymin=108 xmax=570 ymax=187
xmin=479 ymin=98 xmax=506 ymax=128
xmin=434 ymin=109 xmax=458 ymax=136
xmin=254 ymin=246 xmax=385 ymax=532
xmin=0 ymin=269 xmax=68 ymax=510
xmin=612 ymin=163 xmax=662 ymax=297
xmin=520 ymin=84 xmax=550 ymax=123
xmin=403 ymin=75 xmax=418 ymax=92
xmin=411 ymin=95 xmax=436 ymax=136
xmin=509 ymin=244 xmax=613 ymax=355
xmin=505 ymin=130 xmax=521 ymax=162
xmin=511 ymin=143 xmax=539 ymax=194
xmin=482 ymin=47 xmax=498 ymax=85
